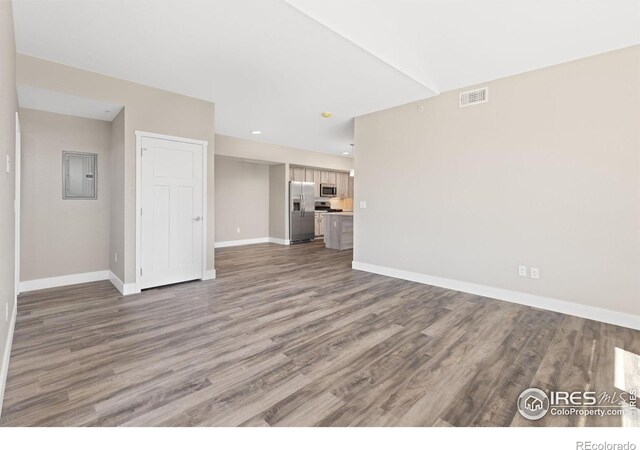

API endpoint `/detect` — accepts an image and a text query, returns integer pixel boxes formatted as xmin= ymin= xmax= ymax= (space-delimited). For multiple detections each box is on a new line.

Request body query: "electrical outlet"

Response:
xmin=236 ymin=227 xmax=241 ymax=234
xmin=359 ymin=201 xmax=367 ymax=209
xmin=531 ymin=267 xmax=540 ymax=279
xmin=6 ymin=154 xmax=10 ymax=174
xmin=518 ymin=265 xmax=527 ymax=277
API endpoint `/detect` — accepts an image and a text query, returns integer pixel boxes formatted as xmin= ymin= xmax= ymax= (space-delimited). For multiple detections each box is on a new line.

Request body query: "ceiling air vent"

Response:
xmin=459 ymin=87 xmax=488 ymax=107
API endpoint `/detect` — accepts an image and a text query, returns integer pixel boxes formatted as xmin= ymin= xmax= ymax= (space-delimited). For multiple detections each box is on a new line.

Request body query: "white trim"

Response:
xmin=134 ymin=130 xmax=208 ymax=146
xmin=214 ymin=237 xmax=291 ymax=248
xmin=269 ymin=237 xmax=290 ymax=246
xmin=215 ymin=237 xmax=270 ymax=248
xmin=14 ymin=112 xmax=20 ymax=297
xmin=19 ymin=270 xmax=111 ymax=293
xmin=135 ymin=131 xmax=208 ymax=292
xmin=201 ymin=139 xmax=208 ymax=282
xmin=352 ymin=261 xmax=640 ymax=331
xmin=108 ymin=271 xmax=137 ymax=296
xmin=0 ymin=302 xmax=17 ymax=419
xmin=203 ymin=269 xmax=216 ymax=280
xmin=135 ymin=132 xmax=142 ymax=294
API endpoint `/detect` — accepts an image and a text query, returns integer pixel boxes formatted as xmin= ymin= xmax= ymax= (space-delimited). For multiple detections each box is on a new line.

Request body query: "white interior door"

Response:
xmin=140 ymin=136 xmax=204 ymax=289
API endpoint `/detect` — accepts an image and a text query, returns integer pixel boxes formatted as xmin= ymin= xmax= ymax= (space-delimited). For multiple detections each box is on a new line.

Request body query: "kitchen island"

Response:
xmin=323 ymin=212 xmax=353 ymax=250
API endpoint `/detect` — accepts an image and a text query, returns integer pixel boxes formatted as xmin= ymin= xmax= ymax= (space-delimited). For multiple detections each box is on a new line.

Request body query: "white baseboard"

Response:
xmin=19 ymin=270 xmax=111 ymax=293
xmin=215 ymin=237 xmax=270 ymax=248
xmin=215 ymin=237 xmax=290 ymax=248
xmin=202 ymin=269 xmax=216 ymax=280
xmin=268 ymin=237 xmax=290 ymax=246
xmin=108 ymin=271 xmax=137 ymax=296
xmin=352 ymin=261 xmax=640 ymax=331
xmin=0 ymin=302 xmax=17 ymax=419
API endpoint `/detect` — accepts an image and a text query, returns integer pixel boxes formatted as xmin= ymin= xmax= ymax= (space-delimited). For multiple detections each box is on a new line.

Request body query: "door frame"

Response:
xmin=135 ymin=130 xmax=209 ymax=293
xmin=15 ymin=112 xmax=20 ymax=298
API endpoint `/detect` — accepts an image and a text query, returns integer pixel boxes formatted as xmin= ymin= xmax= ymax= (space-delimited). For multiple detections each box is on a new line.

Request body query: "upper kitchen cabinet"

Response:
xmin=304 ymin=169 xmax=315 ymax=183
xmin=313 ymin=170 xmax=321 ymax=197
xmin=336 ymin=172 xmax=349 ymax=198
xmin=321 ymin=170 xmax=337 ymax=185
xmin=290 ymin=167 xmax=305 ymax=182
xmin=289 ymin=165 xmax=353 ymax=199
xmin=348 ymin=175 xmax=354 ymax=199
xmin=305 ymin=169 xmax=321 ymax=197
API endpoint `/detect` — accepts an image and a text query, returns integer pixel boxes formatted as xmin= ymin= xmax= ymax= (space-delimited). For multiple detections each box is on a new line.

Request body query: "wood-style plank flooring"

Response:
xmin=1 ymin=241 xmax=638 ymax=426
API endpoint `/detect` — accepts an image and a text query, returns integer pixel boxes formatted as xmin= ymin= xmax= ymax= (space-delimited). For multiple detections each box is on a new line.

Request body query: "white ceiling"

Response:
xmin=286 ymin=0 xmax=640 ymax=94
xmin=18 ymin=85 xmax=123 ymax=121
xmin=12 ymin=0 xmax=640 ymax=156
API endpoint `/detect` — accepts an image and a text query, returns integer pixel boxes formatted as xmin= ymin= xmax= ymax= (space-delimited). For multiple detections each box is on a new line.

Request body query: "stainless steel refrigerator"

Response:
xmin=289 ymin=181 xmax=315 ymax=243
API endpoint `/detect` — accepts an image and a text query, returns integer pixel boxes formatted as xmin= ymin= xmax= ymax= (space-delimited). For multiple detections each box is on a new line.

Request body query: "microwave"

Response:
xmin=320 ymin=183 xmax=337 ymax=197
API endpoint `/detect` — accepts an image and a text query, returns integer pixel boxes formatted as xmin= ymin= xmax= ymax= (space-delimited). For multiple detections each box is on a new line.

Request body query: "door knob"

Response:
xmin=193 ymin=216 xmax=202 ymax=221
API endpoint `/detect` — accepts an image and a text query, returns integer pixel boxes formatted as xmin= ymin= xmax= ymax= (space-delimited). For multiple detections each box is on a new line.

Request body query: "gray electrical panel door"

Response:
xmin=63 ymin=151 xmax=97 ymax=199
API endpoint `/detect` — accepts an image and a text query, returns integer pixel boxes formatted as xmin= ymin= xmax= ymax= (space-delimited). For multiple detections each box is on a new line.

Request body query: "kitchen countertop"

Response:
xmin=323 ymin=211 xmax=353 ymax=216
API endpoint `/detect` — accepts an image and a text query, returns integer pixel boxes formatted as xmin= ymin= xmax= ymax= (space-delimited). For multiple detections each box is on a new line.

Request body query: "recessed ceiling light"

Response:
xmin=251 ymin=130 xmax=262 ymax=135
xmin=341 ymin=151 xmax=350 ymax=155
xmin=321 ymin=112 xmax=332 ymax=118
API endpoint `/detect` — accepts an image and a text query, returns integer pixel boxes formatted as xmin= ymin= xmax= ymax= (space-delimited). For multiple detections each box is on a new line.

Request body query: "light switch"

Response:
xmin=359 ymin=201 xmax=366 ymax=209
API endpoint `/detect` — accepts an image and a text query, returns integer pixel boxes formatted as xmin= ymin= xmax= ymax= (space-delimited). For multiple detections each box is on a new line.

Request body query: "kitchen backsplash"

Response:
xmin=331 ymin=197 xmax=353 ymax=211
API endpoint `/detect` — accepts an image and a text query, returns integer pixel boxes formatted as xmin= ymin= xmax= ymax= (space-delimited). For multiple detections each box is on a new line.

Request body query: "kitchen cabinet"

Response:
xmin=313 ymin=170 xmax=321 ymax=197
xmin=306 ymin=169 xmax=321 ymax=197
xmin=336 ymin=172 xmax=349 ymax=198
xmin=348 ymin=175 xmax=354 ymax=199
xmin=304 ymin=169 xmax=315 ymax=183
xmin=321 ymin=170 xmax=336 ymax=185
xmin=324 ymin=213 xmax=353 ymax=250
xmin=290 ymin=166 xmax=353 ymax=199
xmin=314 ymin=212 xmax=324 ymax=237
xmin=290 ymin=167 xmax=305 ymax=182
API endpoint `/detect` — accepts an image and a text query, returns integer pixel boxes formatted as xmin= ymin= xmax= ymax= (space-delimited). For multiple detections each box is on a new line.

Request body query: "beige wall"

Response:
xmin=269 ymin=164 xmax=287 ymax=240
xmin=354 ymin=46 xmax=640 ymax=317
xmin=109 ymin=109 xmax=125 ymax=281
xmin=214 ymin=156 xmax=270 ymax=242
xmin=0 ymin=0 xmax=17 ymax=410
xmin=17 ymin=55 xmax=216 ymax=283
xmin=215 ymin=134 xmax=353 ymax=171
xmin=20 ymin=109 xmax=111 ymax=281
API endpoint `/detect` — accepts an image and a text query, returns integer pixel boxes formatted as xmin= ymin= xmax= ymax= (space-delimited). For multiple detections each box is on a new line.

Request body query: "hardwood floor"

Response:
xmin=1 ymin=241 xmax=638 ymax=426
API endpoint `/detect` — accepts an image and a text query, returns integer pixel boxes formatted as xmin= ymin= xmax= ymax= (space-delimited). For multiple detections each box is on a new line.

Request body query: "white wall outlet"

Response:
xmin=236 ymin=227 xmax=241 ymax=234
xmin=359 ymin=201 xmax=367 ymax=209
xmin=6 ymin=154 xmax=11 ymax=173
xmin=530 ymin=267 xmax=540 ymax=279
xmin=518 ymin=265 xmax=528 ymax=277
